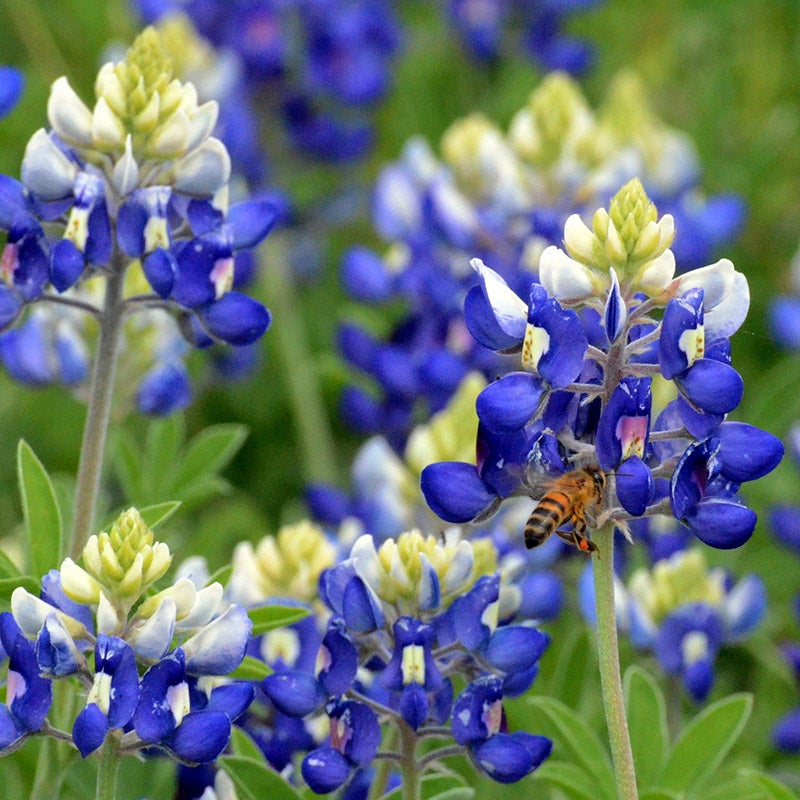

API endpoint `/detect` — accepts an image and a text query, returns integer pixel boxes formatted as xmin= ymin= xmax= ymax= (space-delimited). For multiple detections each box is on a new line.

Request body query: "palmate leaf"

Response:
xmin=525 ymin=695 xmax=616 ymax=800
xmin=656 ymin=693 xmax=752 ymax=795
xmin=229 ymin=727 xmax=265 ymax=762
xmin=220 ymin=755 xmax=303 ymax=800
xmin=0 ymin=574 xmax=41 ymax=601
xmin=17 ymin=440 xmax=63 ymax=577
xmin=170 ymin=424 xmax=248 ymax=496
xmin=624 ymin=665 xmax=669 ymax=788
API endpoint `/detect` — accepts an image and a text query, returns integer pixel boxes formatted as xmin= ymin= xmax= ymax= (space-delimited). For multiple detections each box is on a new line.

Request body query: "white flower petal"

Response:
xmin=129 ymin=597 xmax=176 ymax=660
xmin=672 ymin=258 xmax=735 ymax=309
xmin=470 ymin=257 xmax=528 ymax=338
xmin=21 ymin=129 xmax=78 ymax=201
xmin=637 ymin=249 xmax=676 ymax=293
xmin=704 ymin=271 xmax=750 ymax=340
xmin=47 ymin=77 xmax=93 ymax=147
xmin=538 ymin=245 xmax=594 ymax=301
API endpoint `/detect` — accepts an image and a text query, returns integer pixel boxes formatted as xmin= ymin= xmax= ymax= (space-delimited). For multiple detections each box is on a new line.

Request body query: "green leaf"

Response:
xmin=740 ymin=769 xmax=799 ymax=800
xmin=220 ymin=755 xmax=303 ymax=800
xmin=171 ymin=424 xmax=248 ymax=495
xmin=0 ymin=548 xmax=20 ymax=579
xmin=112 ymin=429 xmax=146 ymax=502
xmin=380 ymin=775 xmax=470 ymax=800
xmin=18 ymin=440 xmax=63 ymax=576
xmin=547 ymin=625 xmax=595 ymax=709
xmin=229 ymin=727 xmax=264 ymax=762
xmin=658 ymin=693 xmax=752 ymax=794
xmin=703 ymin=776 xmax=765 ymax=800
xmin=206 ymin=563 xmax=233 ymax=587
xmin=145 ymin=416 xmax=184 ymax=498
xmin=136 ymin=501 xmax=182 ymax=529
xmin=624 ymin=665 xmax=669 ymax=788
xmin=426 ymin=790 xmax=475 ymax=800
xmin=248 ymin=604 xmax=312 ymax=635
xmin=526 ymin=696 xmax=616 ymax=800
xmin=532 ymin=760 xmax=600 ymax=800
xmin=640 ymin=790 xmax=681 ymax=800
xmin=0 ymin=575 xmax=41 ymax=601
xmin=229 ymin=655 xmax=273 ymax=680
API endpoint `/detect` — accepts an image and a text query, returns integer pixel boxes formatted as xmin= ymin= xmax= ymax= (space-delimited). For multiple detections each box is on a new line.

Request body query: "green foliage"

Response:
xmin=380 ymin=776 xmax=473 ymax=800
xmin=17 ymin=439 xmax=63 ymax=578
xmin=229 ymin=655 xmax=272 ymax=680
xmin=111 ymin=416 xmax=248 ymax=510
xmin=220 ymin=755 xmax=304 ymax=800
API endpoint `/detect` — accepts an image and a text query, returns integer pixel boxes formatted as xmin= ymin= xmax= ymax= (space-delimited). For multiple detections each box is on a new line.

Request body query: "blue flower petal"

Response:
xmin=199 ymin=292 xmax=271 ymax=346
xmin=686 ymin=499 xmax=757 ymax=549
xmin=205 ymin=682 xmax=254 ymax=721
xmin=0 ymin=66 xmax=24 ymax=117
xmin=226 ymin=200 xmax=278 ymax=250
xmin=263 ymin=671 xmax=326 ymax=717
xmin=342 ymin=575 xmax=384 ymax=633
xmin=716 ymin=422 xmax=784 ymax=482
xmin=483 ymin=626 xmax=550 ymax=674
xmin=49 ymin=239 xmax=85 ymax=292
xmin=143 ymin=248 xmax=177 ymax=298
xmin=516 ymin=571 xmax=564 ymax=621
xmin=476 ymin=372 xmax=544 ymax=433
xmin=398 ymin=683 xmax=429 ymax=731
xmin=615 ymin=455 xmax=654 ymax=517
xmin=167 ymin=711 xmax=231 ymax=764
xmin=421 ymin=461 xmax=497 ymax=524
xmin=73 ymin=703 xmax=109 ymax=758
xmin=464 ymin=284 xmax=520 ymax=351
xmin=674 ymin=359 xmax=743 ymax=414
xmin=137 ymin=362 xmax=192 ymax=416
xmin=683 ymin=658 xmax=715 ymax=703
xmin=471 ymin=731 xmax=552 ymax=783
xmin=341 ymin=246 xmax=392 ymax=302
xmin=771 ymin=505 xmax=800 ymax=554
xmin=302 ymin=747 xmax=351 ymax=793
xmin=0 ymin=705 xmax=24 ymax=754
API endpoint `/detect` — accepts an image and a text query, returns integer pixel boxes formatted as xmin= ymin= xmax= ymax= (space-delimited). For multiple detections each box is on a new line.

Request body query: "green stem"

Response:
xmin=369 ymin=725 xmax=398 ymax=800
xmin=70 ymin=253 xmax=127 ymax=558
xmin=592 ymin=524 xmax=639 ymax=800
xmin=398 ymin=721 xmax=421 ymax=800
xmin=259 ymin=234 xmax=338 ymax=483
xmin=95 ymin=741 xmax=122 ymax=800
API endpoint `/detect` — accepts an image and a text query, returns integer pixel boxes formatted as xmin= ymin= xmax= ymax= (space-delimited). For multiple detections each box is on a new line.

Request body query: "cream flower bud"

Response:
xmin=171 ymin=136 xmax=230 ymax=196
xmin=48 ymin=77 xmax=94 ymax=148
xmin=91 ymin=96 xmax=126 ymax=150
xmin=94 ymin=63 xmax=127 ymax=117
xmin=148 ymin=108 xmax=191 ymax=157
xmin=96 ymin=592 xmax=119 ymax=635
xmin=60 ymin=557 xmax=103 ymax=604
xmin=539 ymin=245 xmax=596 ymax=301
xmin=184 ymin=100 xmax=219 ymax=153
xmin=563 ymin=213 xmax=599 ymax=265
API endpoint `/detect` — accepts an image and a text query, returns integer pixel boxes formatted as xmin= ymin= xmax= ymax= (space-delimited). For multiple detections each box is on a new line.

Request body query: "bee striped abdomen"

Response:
xmin=524 ymin=492 xmax=571 ymax=548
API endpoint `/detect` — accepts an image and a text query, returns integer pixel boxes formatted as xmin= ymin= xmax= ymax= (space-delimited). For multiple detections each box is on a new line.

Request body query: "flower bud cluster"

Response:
xmin=0 ymin=508 xmax=253 ymax=762
xmin=421 ymin=182 xmax=782 ymax=556
xmin=338 ymin=72 xmax=745 ymax=448
xmin=260 ymin=529 xmax=553 ymax=790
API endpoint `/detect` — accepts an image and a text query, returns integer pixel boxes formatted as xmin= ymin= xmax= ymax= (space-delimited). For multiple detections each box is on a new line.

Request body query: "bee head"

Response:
xmin=586 ymin=465 xmax=606 ymax=494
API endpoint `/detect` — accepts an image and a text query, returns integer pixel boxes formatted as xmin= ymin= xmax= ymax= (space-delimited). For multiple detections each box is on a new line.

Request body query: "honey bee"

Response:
xmin=524 ymin=466 xmax=605 ymax=554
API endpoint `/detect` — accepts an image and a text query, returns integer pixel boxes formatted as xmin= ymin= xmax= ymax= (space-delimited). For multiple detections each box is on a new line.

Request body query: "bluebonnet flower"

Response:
xmin=339 ymin=73 xmax=746 ymax=449
xmin=133 ymin=0 xmax=402 ymax=162
xmin=5 ymin=508 xmax=253 ymax=764
xmin=445 ymin=0 xmax=602 ymax=73
xmin=0 ymin=28 xmax=276 ymax=414
xmin=0 ymin=613 xmax=52 ymax=755
xmin=262 ymin=529 xmax=552 ymax=793
xmin=421 ymin=180 xmax=781 ymax=556
xmin=579 ymin=548 xmax=766 ymax=702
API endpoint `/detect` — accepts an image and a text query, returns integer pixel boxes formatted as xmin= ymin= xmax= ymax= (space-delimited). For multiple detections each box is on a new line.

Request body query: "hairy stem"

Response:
xmin=398 ymin=720 xmax=421 ymax=800
xmin=95 ymin=741 xmax=122 ymax=800
xmin=70 ymin=254 xmax=127 ymax=558
xmin=592 ymin=523 xmax=639 ymax=800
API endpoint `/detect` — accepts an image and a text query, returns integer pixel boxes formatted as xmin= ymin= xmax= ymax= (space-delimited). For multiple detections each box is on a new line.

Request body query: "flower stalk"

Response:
xmin=70 ymin=250 xmax=128 ymax=559
xmin=398 ymin=720 xmax=422 ymax=800
xmin=95 ymin=740 xmax=122 ymax=800
xmin=592 ymin=522 xmax=638 ymax=800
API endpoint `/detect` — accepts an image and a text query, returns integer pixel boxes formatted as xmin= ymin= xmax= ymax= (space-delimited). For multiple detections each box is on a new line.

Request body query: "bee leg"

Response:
xmin=572 ymin=518 xmax=599 ymax=555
